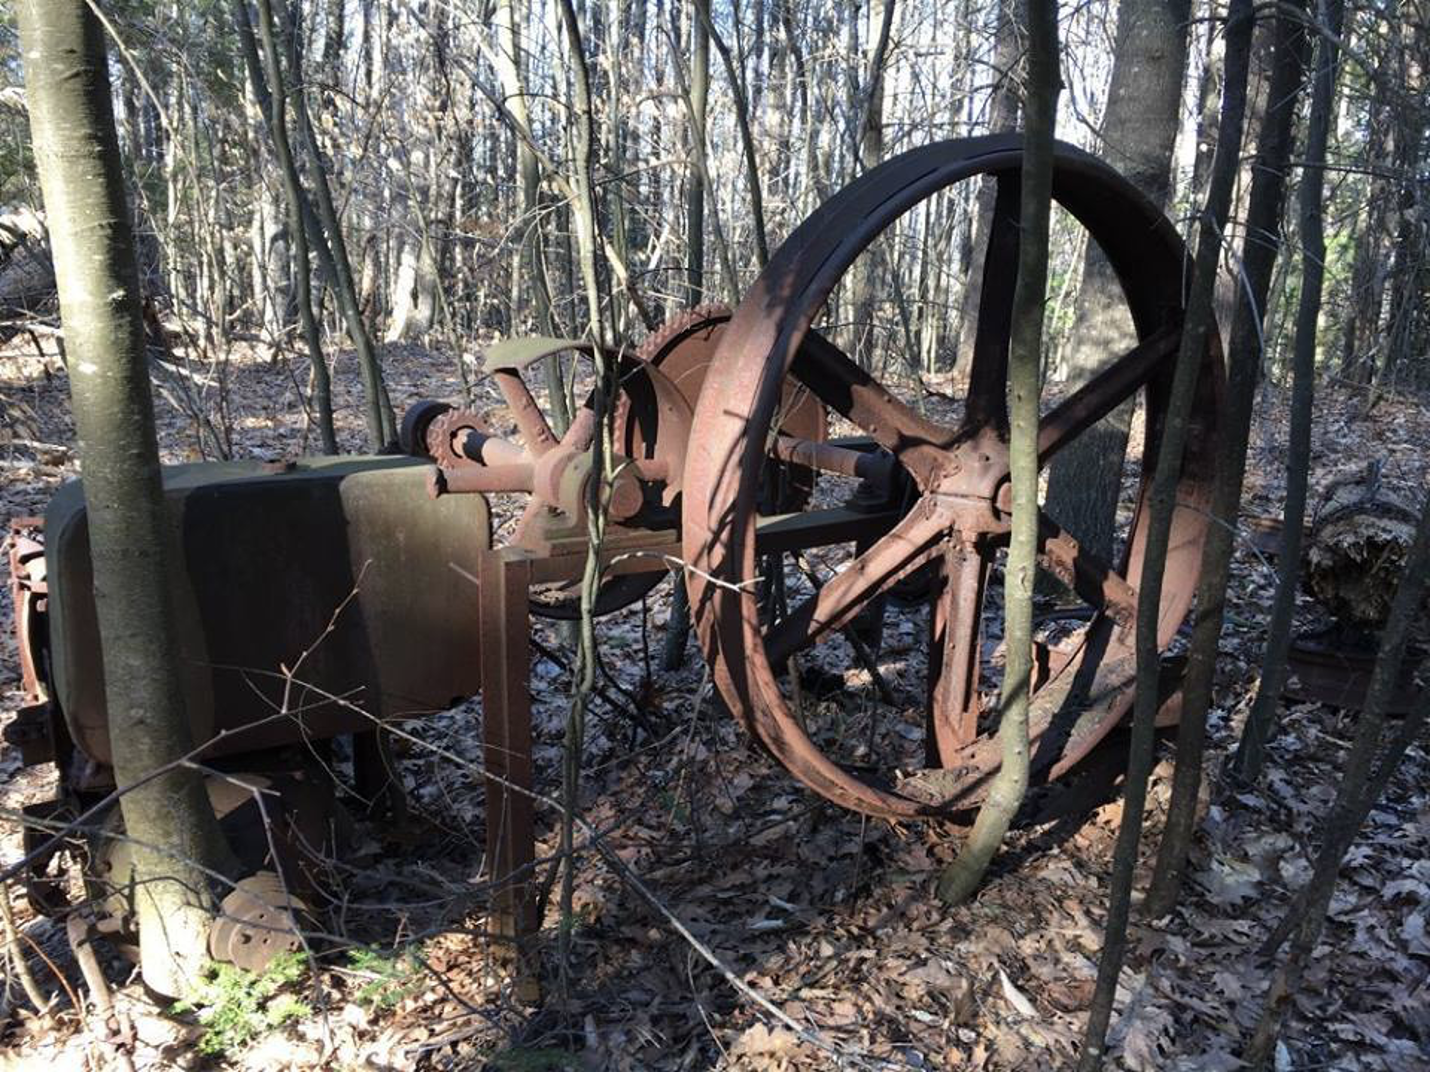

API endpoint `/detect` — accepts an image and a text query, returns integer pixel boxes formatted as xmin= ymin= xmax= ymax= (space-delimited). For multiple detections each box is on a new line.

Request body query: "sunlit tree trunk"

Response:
xmin=18 ymin=0 xmax=234 ymax=999
xmin=1042 ymin=0 xmax=1190 ymax=562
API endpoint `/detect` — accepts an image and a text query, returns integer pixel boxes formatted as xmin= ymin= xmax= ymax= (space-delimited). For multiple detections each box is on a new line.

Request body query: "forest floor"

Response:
xmin=0 ymin=332 xmax=1426 ymax=1072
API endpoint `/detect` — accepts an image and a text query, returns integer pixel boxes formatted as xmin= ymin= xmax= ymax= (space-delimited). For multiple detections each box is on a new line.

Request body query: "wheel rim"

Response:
xmin=682 ymin=134 xmax=1223 ymax=820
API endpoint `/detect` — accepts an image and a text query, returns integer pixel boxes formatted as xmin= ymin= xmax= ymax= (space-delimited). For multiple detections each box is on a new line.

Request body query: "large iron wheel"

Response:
xmin=682 ymin=134 xmax=1223 ymax=820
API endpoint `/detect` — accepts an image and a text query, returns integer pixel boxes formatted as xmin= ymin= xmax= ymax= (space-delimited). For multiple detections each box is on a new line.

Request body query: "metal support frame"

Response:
xmin=477 ymin=545 xmax=538 ymax=990
xmin=474 ymin=534 xmax=686 ymax=996
xmin=471 ymin=512 xmax=890 ymax=981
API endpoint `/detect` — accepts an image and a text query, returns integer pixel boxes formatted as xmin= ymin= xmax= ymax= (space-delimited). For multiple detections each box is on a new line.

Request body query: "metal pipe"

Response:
xmin=428 ymin=463 xmax=535 ymax=497
xmin=772 ymin=435 xmax=894 ymax=485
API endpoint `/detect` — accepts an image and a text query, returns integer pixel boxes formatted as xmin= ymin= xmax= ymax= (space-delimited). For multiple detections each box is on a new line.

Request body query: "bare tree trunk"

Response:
xmin=1080 ymin=1 xmax=1256 ymax=1063
xmin=603 ymin=0 xmax=630 ymax=338
xmin=276 ymin=0 xmax=396 ymax=447
xmin=385 ymin=220 xmax=438 ymax=341
xmin=954 ymin=0 xmax=1021 ymax=375
xmin=493 ymin=0 xmax=571 ymax=432
xmin=557 ymin=0 xmax=607 ymax=344
xmin=779 ymin=0 xmax=820 ymax=213
xmin=936 ymin=0 xmax=1059 ymax=904
xmin=1368 ymin=10 xmax=1429 ymax=404
xmin=1042 ymin=0 xmax=1190 ymax=562
xmin=686 ymin=2 xmax=710 ymax=306
xmin=554 ymin=0 xmax=610 ymax=986
xmin=18 ymin=0 xmax=234 ymax=999
xmin=1185 ymin=4 xmax=1223 ymax=211
xmin=240 ymin=0 xmax=337 ymax=453
xmin=249 ymin=174 xmax=289 ymax=359
xmin=848 ymin=0 xmax=897 ymax=367
xmin=1145 ymin=0 xmax=1310 ymax=913
xmin=1230 ymin=0 xmax=1339 ymax=786
xmin=696 ymin=0 xmax=769 ymax=267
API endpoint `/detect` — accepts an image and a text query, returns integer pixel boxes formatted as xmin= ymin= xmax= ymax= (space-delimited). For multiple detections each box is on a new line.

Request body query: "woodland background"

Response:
xmin=0 ymin=0 xmax=1427 ymax=1070
xmin=1 ymin=0 xmax=1426 ymax=410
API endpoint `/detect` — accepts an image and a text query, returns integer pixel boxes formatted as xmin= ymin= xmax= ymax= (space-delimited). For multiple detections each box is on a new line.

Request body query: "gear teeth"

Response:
xmin=635 ymin=304 xmax=734 ymax=364
xmin=425 ymin=406 xmax=490 ymax=469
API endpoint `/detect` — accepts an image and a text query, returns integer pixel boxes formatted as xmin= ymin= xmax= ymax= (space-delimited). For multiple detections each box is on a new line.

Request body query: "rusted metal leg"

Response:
xmin=477 ymin=547 xmax=539 ymax=1000
xmin=353 ymin=730 xmax=407 ymax=822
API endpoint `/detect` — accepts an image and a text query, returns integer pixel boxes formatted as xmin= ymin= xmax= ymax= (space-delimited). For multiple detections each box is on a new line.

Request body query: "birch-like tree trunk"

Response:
xmin=17 ymin=0 xmax=234 ymax=999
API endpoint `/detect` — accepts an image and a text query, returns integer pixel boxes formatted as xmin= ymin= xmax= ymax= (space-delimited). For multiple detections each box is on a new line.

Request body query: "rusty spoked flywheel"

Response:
xmin=682 ymin=133 xmax=1223 ymax=820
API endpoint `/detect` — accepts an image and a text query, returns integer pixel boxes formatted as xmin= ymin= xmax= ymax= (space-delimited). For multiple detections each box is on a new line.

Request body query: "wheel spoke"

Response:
xmin=1036 ymin=325 xmax=1180 ymax=463
xmin=788 ymin=332 xmax=957 ymax=488
xmin=961 ymin=171 xmax=1021 ymax=433
xmin=558 ymin=405 xmax=596 ymax=452
xmin=766 ymin=498 xmax=956 ymax=667
xmin=1036 ymin=512 xmax=1137 ymax=630
xmin=927 ymin=537 xmax=990 ymax=766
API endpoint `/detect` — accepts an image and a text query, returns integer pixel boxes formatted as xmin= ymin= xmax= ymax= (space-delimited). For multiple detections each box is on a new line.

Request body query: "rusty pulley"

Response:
xmin=404 ymin=340 xmax=687 ymax=618
xmin=209 ymin=872 xmax=311 ymax=973
xmin=681 ymin=134 xmax=1223 ymax=820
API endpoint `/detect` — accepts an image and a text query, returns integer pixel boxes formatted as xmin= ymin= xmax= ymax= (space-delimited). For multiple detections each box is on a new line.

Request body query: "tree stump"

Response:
xmin=1304 ymin=464 xmax=1423 ymax=636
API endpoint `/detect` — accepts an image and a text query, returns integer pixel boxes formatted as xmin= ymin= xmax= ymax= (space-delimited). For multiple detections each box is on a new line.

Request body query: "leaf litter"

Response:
xmin=0 ymin=339 xmax=1425 ymax=1070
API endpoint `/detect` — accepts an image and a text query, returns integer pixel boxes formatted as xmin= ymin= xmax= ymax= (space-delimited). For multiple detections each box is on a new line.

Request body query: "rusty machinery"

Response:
xmin=7 ymin=459 xmax=494 ymax=970
xmin=5 ymin=134 xmax=1218 ymax=972
xmin=680 ymin=134 xmax=1220 ymax=819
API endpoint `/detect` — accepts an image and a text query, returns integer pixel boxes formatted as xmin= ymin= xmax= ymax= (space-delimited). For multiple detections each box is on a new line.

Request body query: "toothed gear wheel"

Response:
xmin=208 ymin=871 xmax=310 ymax=973
xmin=424 ymin=406 xmax=491 ymax=469
xmin=398 ymin=398 xmax=451 ymax=457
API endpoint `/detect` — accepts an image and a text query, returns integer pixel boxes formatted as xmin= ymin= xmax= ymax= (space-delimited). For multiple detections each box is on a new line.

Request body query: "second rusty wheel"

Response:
xmin=682 ymin=134 xmax=1223 ymax=820
xmin=626 ymin=304 xmax=830 ymax=512
xmin=405 ymin=308 xmax=833 ymax=621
